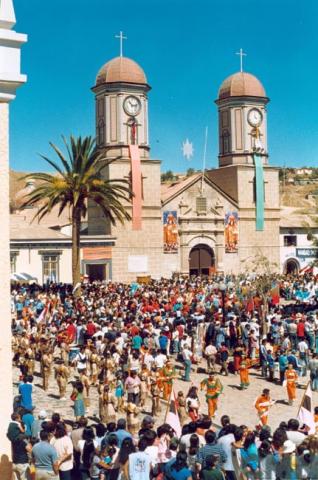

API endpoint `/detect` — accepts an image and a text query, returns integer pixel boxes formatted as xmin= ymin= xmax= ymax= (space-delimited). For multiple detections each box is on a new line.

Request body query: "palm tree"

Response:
xmin=22 ymin=135 xmax=131 ymax=288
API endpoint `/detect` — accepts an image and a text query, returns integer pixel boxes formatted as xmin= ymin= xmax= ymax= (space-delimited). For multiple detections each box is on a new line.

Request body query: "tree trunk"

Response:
xmin=72 ymin=208 xmax=81 ymax=293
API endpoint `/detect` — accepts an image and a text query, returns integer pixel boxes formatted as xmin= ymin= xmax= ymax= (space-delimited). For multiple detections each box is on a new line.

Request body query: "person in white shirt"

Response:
xmin=298 ymin=339 xmax=309 ymax=370
xmin=73 ymin=346 xmax=87 ymax=374
xmin=143 ymin=350 xmax=154 ymax=370
xmin=143 ymin=430 xmax=159 ymax=467
xmin=154 ymin=352 xmax=167 ymax=369
xmin=51 ymin=423 xmax=73 ymax=477
xmin=78 ymin=426 xmax=99 ymax=470
xmin=286 ymin=419 xmax=306 ymax=447
xmin=204 ymin=344 xmax=217 ymax=372
xmin=129 ymin=438 xmax=152 ymax=480
xmin=182 ymin=346 xmax=192 ymax=382
xmin=217 ymin=426 xmax=236 ymax=479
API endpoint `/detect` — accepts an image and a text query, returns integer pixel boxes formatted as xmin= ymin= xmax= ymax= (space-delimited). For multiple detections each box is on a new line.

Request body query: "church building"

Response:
xmin=9 ymin=50 xmax=282 ymax=284
xmin=84 ymin=52 xmax=280 ymax=281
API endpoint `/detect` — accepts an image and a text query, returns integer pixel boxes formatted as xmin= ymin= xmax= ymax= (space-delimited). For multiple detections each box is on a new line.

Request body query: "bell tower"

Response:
xmin=92 ymin=51 xmax=150 ymax=160
xmin=88 ymin=39 xmax=163 ymax=283
xmin=216 ymin=69 xmax=269 ymax=167
xmin=208 ymin=58 xmax=280 ymax=275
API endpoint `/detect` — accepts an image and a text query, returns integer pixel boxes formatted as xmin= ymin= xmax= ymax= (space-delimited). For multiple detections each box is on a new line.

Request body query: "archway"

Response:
xmin=189 ymin=244 xmax=215 ymax=276
xmin=284 ymin=258 xmax=300 ymax=275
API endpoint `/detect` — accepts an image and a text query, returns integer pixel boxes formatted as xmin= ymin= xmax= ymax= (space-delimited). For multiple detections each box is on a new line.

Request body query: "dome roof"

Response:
xmin=96 ymin=56 xmax=147 ymax=86
xmin=218 ymin=72 xmax=266 ymax=100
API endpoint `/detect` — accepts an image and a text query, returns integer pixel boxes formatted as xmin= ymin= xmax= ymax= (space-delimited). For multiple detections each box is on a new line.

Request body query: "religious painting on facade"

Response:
xmin=224 ymin=211 xmax=239 ymax=253
xmin=163 ymin=211 xmax=178 ymax=253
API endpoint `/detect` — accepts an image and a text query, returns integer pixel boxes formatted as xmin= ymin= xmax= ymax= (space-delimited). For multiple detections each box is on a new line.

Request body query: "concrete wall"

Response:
xmin=11 ymin=245 xmax=73 ymax=283
xmin=88 ymin=156 xmax=165 ymax=282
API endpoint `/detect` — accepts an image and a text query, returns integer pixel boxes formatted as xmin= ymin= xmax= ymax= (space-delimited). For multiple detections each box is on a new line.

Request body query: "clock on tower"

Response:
xmin=92 ymin=56 xmax=150 ymax=160
xmin=216 ymin=71 xmax=269 ymax=167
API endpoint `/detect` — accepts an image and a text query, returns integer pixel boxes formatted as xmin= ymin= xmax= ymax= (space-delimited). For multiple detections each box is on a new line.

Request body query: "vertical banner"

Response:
xmin=224 ymin=211 xmax=239 ymax=253
xmin=254 ymin=154 xmax=264 ymax=231
xmin=163 ymin=211 xmax=178 ymax=253
xmin=129 ymin=145 xmax=142 ymax=230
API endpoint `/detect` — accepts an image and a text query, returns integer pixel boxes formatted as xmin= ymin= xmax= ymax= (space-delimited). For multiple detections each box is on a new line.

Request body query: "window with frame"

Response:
xmin=196 ymin=196 xmax=207 ymax=214
xmin=284 ymin=235 xmax=297 ymax=247
xmin=42 ymin=255 xmax=59 ymax=283
xmin=10 ymin=253 xmax=17 ymax=274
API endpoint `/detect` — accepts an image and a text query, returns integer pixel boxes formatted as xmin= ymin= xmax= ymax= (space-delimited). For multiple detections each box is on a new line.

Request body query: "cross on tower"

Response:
xmin=115 ymin=31 xmax=127 ymax=57
xmin=236 ymin=48 xmax=247 ymax=72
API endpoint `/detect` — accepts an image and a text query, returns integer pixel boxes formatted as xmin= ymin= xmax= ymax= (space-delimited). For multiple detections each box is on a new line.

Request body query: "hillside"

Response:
xmin=10 ymin=169 xmax=318 ymax=210
xmin=280 ymin=184 xmax=318 ymax=208
xmin=10 ymin=169 xmax=28 ymax=201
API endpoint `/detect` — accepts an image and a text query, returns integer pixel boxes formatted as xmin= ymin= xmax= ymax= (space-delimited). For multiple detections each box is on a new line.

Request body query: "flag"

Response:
xmin=72 ymin=282 xmax=81 ymax=295
xmin=165 ymin=390 xmax=182 ymax=437
xmin=298 ymin=382 xmax=315 ymax=434
xmin=36 ymin=305 xmax=48 ymax=324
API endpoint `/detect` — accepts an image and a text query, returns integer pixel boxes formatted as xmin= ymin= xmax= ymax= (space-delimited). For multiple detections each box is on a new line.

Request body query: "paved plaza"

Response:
xmin=13 ymin=356 xmax=318 ymax=432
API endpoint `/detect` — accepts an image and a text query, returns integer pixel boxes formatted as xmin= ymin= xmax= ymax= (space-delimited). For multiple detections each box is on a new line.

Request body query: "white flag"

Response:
xmin=298 ymin=382 xmax=315 ymax=434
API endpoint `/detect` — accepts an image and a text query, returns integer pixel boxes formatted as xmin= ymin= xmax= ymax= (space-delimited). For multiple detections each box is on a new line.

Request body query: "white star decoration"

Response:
xmin=182 ymin=138 xmax=194 ymax=160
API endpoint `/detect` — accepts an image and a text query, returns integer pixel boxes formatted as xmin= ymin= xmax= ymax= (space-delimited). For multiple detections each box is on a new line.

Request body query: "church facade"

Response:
xmin=84 ymin=54 xmax=280 ymax=281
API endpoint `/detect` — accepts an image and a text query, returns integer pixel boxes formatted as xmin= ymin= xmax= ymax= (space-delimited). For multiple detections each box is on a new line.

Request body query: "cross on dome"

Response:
xmin=115 ymin=31 xmax=127 ymax=57
xmin=236 ymin=48 xmax=247 ymax=72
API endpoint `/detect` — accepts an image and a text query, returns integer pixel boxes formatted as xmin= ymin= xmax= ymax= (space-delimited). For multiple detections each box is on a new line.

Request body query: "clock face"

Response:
xmin=248 ymin=108 xmax=263 ymax=127
xmin=123 ymin=95 xmax=141 ymax=116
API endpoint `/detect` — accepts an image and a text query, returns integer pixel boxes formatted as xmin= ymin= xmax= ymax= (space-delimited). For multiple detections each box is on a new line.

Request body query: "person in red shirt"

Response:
xmin=297 ymin=318 xmax=305 ymax=342
xmin=86 ymin=319 xmax=96 ymax=337
xmin=66 ymin=321 xmax=76 ymax=343
xmin=130 ymin=323 xmax=140 ymax=337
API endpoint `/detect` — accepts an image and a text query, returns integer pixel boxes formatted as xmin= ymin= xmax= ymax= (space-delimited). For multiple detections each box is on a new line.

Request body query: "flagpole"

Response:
xmin=297 ymin=380 xmax=311 ymax=418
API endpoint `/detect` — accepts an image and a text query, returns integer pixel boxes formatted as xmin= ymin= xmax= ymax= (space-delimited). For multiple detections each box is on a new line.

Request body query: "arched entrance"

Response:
xmin=189 ymin=244 xmax=215 ymax=276
xmin=284 ymin=258 xmax=300 ymax=275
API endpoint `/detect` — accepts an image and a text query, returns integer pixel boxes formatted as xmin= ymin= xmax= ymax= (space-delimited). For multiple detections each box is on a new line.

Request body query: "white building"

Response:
xmin=280 ymin=206 xmax=318 ymax=274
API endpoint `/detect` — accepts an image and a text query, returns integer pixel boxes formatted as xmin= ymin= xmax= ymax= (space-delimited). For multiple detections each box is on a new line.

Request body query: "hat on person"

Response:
xmin=39 ymin=410 xmax=47 ymax=419
xmin=283 ymin=440 xmax=296 ymax=454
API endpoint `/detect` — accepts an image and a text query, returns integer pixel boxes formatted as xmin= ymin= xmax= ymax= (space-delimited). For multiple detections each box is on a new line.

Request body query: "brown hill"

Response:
xmin=280 ymin=184 xmax=318 ymax=208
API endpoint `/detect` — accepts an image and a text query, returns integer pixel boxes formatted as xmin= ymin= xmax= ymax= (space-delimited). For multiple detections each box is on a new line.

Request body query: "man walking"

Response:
xmin=200 ymin=372 xmax=223 ymax=419
xmin=255 ymin=388 xmax=275 ymax=426
xmin=219 ymin=343 xmax=229 ymax=376
xmin=182 ymin=344 xmax=192 ymax=382
xmin=260 ymin=340 xmax=268 ymax=378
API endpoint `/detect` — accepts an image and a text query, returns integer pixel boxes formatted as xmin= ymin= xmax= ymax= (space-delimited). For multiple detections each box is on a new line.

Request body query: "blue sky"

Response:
xmin=10 ymin=0 xmax=318 ymax=172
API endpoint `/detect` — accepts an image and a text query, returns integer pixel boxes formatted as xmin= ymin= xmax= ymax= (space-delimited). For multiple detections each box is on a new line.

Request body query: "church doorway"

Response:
xmin=189 ymin=244 xmax=215 ymax=276
xmin=83 ymin=260 xmax=112 ymax=281
xmin=284 ymin=258 xmax=300 ymax=275
xmin=86 ymin=264 xmax=106 ymax=281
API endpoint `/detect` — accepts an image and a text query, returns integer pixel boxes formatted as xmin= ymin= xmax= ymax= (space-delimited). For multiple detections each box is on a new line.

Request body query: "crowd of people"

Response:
xmin=7 ymin=273 xmax=318 ymax=480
